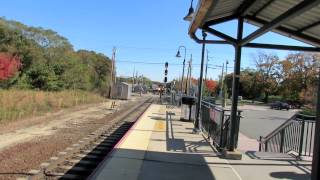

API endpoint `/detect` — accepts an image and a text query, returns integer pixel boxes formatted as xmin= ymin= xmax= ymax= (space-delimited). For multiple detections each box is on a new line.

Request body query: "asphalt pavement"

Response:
xmin=238 ymin=105 xmax=297 ymax=140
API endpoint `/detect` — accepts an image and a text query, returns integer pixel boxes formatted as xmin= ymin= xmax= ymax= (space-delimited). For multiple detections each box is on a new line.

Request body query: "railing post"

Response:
xmin=299 ymin=116 xmax=305 ymax=157
xmin=265 ymin=141 xmax=268 ymax=152
xmin=234 ymin=111 xmax=241 ymax=149
xmin=259 ymin=136 xmax=262 ymax=151
xmin=219 ymin=110 xmax=225 ymax=148
xmin=280 ymin=129 xmax=285 ymax=153
xmin=206 ymin=104 xmax=210 ymax=139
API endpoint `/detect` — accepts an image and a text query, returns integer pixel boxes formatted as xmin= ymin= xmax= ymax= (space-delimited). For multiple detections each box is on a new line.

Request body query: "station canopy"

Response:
xmin=189 ymin=0 xmax=320 ymax=48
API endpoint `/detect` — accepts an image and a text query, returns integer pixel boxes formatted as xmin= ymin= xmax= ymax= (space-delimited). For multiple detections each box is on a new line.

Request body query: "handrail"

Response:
xmin=261 ymin=114 xmax=297 ymax=141
xmin=259 ymin=113 xmax=316 ymax=157
xmin=200 ymin=100 xmax=241 ymax=150
xmin=201 ymin=100 xmax=232 ymax=112
xmin=261 ymin=113 xmax=315 ymax=142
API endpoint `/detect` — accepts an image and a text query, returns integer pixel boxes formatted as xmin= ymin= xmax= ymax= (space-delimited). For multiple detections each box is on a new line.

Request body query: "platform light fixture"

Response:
xmin=183 ymin=0 xmax=194 ymax=21
xmin=176 ymin=50 xmax=181 ymax=58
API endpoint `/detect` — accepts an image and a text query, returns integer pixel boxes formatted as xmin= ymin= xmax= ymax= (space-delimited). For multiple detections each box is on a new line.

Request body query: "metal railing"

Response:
xmin=259 ymin=113 xmax=316 ymax=157
xmin=200 ymin=100 xmax=242 ymax=150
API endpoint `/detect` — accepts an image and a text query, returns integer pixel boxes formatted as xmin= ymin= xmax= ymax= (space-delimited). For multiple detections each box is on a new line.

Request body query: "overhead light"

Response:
xmin=183 ymin=0 xmax=194 ymax=21
xmin=183 ymin=7 xmax=194 ymax=21
xmin=176 ymin=50 xmax=181 ymax=58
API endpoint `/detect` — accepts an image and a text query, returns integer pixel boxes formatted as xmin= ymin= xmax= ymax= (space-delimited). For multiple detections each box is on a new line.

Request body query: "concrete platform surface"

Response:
xmin=89 ymin=104 xmax=312 ymax=180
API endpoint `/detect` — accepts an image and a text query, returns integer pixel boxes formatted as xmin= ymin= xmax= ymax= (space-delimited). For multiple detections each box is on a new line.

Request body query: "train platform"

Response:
xmin=89 ymin=104 xmax=312 ymax=180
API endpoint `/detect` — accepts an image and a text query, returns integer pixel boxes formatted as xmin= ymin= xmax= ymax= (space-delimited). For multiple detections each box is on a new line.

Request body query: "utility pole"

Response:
xmin=132 ymin=66 xmax=135 ymax=85
xmin=109 ymin=47 xmax=116 ymax=98
xmin=136 ymin=71 xmax=138 ymax=84
xmin=204 ymin=50 xmax=209 ymax=97
xmin=132 ymin=67 xmax=135 ymax=92
xmin=220 ymin=63 xmax=225 ymax=107
xmin=205 ymin=49 xmax=209 ymax=82
xmin=189 ymin=54 xmax=193 ymax=96
xmin=186 ymin=58 xmax=190 ymax=95
xmin=224 ymin=60 xmax=229 ymax=107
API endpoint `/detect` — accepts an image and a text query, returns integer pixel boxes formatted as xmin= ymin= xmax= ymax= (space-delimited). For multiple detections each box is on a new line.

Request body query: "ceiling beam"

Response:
xmin=203 ymin=14 xmax=238 ymax=27
xmin=244 ymin=42 xmax=320 ymax=52
xmin=298 ymin=20 xmax=320 ymax=32
xmin=246 ymin=15 xmax=320 ymax=47
xmin=237 ymin=0 xmax=261 ymax=16
xmin=240 ymin=0 xmax=320 ymax=46
xmin=203 ymin=26 xmax=237 ymax=45
xmin=252 ymin=0 xmax=276 ymax=17
xmin=190 ymin=32 xmax=232 ymax=44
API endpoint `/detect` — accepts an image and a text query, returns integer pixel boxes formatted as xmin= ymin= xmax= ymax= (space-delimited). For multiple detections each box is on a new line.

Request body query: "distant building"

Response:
xmin=112 ymin=82 xmax=132 ymax=100
xmin=133 ymin=84 xmax=148 ymax=93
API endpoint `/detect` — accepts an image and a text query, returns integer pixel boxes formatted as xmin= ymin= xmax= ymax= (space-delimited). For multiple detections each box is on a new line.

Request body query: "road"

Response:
xmin=238 ymin=105 xmax=297 ymax=140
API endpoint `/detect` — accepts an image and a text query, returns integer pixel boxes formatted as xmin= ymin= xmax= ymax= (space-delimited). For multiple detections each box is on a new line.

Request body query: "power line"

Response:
xmin=116 ymin=60 xmax=233 ymax=67
xmin=102 ymin=44 xmax=259 ymax=58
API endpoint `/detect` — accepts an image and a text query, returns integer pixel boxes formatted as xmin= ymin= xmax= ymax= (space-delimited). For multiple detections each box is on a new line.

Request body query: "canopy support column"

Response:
xmin=195 ymin=31 xmax=207 ymax=129
xmin=228 ymin=17 xmax=243 ymax=151
xmin=311 ymin=68 xmax=320 ymax=180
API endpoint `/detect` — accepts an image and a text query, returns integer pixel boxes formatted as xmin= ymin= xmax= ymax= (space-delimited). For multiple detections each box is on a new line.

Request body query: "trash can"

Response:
xmin=180 ymin=96 xmax=197 ymax=121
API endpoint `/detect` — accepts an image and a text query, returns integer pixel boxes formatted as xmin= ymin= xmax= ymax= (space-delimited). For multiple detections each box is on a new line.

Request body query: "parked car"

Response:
xmin=270 ymin=101 xmax=290 ymax=110
xmin=286 ymin=100 xmax=302 ymax=109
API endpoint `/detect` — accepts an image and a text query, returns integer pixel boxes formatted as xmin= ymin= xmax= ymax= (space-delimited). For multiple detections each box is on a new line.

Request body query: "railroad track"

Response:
xmin=25 ymin=97 xmax=154 ymax=180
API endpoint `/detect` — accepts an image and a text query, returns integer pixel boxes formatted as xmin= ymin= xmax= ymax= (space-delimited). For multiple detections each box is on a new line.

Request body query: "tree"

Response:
xmin=239 ymin=68 xmax=262 ymax=100
xmin=279 ymin=53 xmax=319 ymax=105
xmin=253 ymin=52 xmax=279 ymax=103
xmin=203 ymin=79 xmax=218 ymax=96
xmin=0 ymin=53 xmax=21 ymax=80
xmin=0 ymin=17 xmax=113 ymax=94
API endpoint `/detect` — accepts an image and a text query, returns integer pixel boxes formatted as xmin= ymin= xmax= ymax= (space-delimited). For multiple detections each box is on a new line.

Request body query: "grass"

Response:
xmin=0 ymin=89 xmax=106 ymax=123
xmin=239 ymin=99 xmax=265 ymax=105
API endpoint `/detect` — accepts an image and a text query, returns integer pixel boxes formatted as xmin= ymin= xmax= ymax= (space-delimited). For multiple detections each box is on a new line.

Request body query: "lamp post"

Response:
xmin=176 ymin=46 xmax=187 ymax=94
xmin=185 ymin=54 xmax=193 ymax=95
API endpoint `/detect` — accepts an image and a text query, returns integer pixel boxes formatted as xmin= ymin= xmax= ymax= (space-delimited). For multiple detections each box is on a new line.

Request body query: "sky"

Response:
xmin=0 ymin=0 xmax=310 ymax=82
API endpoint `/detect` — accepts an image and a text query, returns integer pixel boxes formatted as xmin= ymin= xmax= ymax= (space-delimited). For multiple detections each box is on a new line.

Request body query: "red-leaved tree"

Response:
xmin=190 ymin=78 xmax=218 ymax=94
xmin=0 ymin=53 xmax=21 ymax=80
xmin=205 ymin=80 xmax=218 ymax=92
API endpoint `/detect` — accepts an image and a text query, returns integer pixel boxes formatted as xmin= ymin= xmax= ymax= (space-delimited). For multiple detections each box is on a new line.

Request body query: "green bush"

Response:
xmin=268 ymin=95 xmax=283 ymax=103
xmin=300 ymin=107 xmax=316 ymax=116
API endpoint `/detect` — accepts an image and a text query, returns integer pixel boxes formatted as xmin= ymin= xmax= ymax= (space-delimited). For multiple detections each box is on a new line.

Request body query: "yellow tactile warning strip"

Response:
xmin=154 ymin=121 xmax=165 ymax=131
xmin=112 ymin=104 xmax=163 ymax=153
xmin=90 ymin=104 xmax=164 ymax=180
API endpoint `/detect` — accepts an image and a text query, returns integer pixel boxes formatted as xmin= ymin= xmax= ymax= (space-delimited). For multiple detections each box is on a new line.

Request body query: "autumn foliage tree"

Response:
xmin=223 ymin=51 xmax=319 ymax=111
xmin=0 ymin=17 xmax=112 ymax=93
xmin=0 ymin=53 xmax=21 ymax=80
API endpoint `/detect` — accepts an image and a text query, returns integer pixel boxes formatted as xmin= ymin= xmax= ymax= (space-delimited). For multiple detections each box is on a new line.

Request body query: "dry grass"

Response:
xmin=0 ymin=90 xmax=106 ymax=122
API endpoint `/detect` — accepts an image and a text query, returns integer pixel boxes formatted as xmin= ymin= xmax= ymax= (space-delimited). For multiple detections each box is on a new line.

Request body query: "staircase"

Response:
xmin=259 ymin=113 xmax=316 ymax=158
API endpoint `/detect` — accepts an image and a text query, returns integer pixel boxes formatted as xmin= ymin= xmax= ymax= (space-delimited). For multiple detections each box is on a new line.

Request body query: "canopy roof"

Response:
xmin=189 ymin=0 xmax=320 ymax=47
